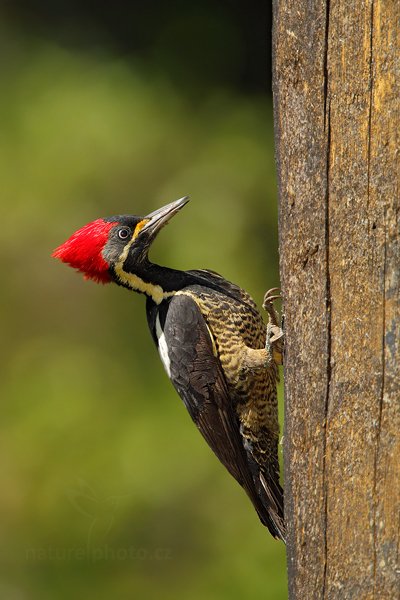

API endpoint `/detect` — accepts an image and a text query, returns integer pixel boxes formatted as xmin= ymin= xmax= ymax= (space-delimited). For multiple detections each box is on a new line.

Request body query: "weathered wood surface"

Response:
xmin=273 ymin=1 xmax=399 ymax=598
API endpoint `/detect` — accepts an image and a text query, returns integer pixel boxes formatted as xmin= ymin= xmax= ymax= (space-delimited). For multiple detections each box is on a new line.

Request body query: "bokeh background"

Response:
xmin=0 ymin=2 xmax=286 ymax=598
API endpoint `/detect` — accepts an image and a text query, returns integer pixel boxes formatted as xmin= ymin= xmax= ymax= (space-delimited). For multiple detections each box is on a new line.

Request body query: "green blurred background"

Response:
xmin=0 ymin=2 xmax=286 ymax=598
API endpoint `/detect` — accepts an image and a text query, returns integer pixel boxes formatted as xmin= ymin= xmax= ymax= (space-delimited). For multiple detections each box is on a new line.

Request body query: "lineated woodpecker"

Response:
xmin=53 ymin=197 xmax=285 ymax=541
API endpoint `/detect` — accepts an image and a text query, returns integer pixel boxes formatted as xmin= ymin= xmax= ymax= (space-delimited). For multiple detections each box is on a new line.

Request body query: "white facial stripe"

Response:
xmin=117 ymin=231 xmax=136 ymax=264
xmin=155 ymin=313 xmax=171 ymax=377
xmin=114 ymin=232 xmax=175 ymax=304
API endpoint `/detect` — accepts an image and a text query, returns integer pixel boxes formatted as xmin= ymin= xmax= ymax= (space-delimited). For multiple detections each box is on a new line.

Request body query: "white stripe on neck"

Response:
xmin=114 ymin=266 xmax=175 ymax=304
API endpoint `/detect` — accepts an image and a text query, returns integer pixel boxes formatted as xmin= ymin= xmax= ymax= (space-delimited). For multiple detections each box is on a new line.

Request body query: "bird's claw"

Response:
xmin=263 ymin=288 xmax=284 ymax=365
xmin=262 ymin=287 xmax=281 ymax=311
xmin=263 ymin=288 xmax=283 ymax=327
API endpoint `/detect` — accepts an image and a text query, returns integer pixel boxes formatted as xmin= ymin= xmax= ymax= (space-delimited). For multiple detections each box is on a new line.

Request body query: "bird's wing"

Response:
xmin=150 ymin=292 xmax=283 ymax=536
xmin=187 ymin=269 xmax=259 ymax=312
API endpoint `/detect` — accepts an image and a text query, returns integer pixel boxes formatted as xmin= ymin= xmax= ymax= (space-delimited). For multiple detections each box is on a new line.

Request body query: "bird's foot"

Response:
xmin=263 ymin=288 xmax=284 ymax=365
xmin=263 ymin=288 xmax=282 ymax=326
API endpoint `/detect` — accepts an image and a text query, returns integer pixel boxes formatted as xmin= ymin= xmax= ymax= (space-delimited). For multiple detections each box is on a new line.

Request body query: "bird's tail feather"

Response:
xmin=257 ymin=471 xmax=286 ymax=542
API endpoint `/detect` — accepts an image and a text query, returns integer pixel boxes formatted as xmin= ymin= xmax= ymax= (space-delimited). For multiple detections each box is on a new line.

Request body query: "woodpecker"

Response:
xmin=53 ymin=197 xmax=285 ymax=541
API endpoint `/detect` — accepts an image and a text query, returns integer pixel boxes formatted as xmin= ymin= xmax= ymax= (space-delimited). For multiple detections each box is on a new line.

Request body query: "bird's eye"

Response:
xmin=118 ymin=228 xmax=131 ymax=240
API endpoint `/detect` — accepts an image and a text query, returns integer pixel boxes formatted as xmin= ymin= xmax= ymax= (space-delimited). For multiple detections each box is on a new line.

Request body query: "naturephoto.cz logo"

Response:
xmin=25 ymin=479 xmax=173 ymax=563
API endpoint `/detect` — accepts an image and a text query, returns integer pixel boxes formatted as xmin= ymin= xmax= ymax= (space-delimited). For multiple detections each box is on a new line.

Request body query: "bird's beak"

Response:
xmin=141 ymin=196 xmax=190 ymax=237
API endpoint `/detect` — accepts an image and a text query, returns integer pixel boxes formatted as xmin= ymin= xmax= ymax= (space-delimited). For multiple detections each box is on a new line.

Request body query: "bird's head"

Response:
xmin=52 ymin=196 xmax=189 ymax=285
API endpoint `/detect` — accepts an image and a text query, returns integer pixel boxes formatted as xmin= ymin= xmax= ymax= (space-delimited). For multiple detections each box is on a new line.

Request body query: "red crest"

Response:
xmin=53 ymin=219 xmax=118 ymax=283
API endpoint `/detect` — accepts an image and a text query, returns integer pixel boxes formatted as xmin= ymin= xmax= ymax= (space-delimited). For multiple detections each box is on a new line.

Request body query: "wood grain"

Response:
xmin=273 ymin=1 xmax=399 ymax=597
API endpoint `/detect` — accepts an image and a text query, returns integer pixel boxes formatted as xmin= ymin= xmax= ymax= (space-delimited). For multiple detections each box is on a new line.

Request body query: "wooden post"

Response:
xmin=273 ymin=1 xmax=399 ymax=597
